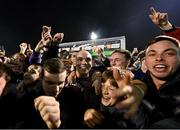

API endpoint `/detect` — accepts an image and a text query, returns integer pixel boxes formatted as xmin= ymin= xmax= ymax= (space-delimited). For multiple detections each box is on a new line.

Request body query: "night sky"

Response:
xmin=0 ymin=0 xmax=180 ymax=55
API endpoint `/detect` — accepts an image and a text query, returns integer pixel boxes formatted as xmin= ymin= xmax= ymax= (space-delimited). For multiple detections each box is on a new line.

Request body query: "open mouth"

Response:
xmin=102 ymin=96 xmax=110 ymax=102
xmin=154 ymin=64 xmax=167 ymax=71
xmin=80 ymin=65 xmax=87 ymax=69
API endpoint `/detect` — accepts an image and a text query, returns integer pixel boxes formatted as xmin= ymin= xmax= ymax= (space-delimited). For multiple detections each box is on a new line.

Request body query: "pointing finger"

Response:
xmin=150 ymin=7 xmax=156 ymax=15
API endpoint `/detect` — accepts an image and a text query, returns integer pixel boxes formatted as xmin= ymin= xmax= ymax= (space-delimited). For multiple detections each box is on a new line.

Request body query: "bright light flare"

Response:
xmin=90 ymin=32 xmax=98 ymax=40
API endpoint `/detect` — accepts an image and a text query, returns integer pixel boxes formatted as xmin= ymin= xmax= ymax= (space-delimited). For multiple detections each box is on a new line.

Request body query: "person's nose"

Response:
xmin=110 ymin=60 xmax=115 ymax=66
xmin=81 ymin=59 xmax=87 ymax=64
xmin=103 ymin=87 xmax=109 ymax=95
xmin=155 ymin=54 xmax=164 ymax=61
xmin=29 ymin=69 xmax=36 ymax=73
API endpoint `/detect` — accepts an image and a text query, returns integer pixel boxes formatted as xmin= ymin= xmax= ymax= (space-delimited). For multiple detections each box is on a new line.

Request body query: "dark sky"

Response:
xmin=0 ymin=0 xmax=180 ymax=55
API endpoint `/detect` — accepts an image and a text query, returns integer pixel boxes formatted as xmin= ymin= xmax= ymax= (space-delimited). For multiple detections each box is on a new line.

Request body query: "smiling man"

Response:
xmin=143 ymin=35 xmax=180 ymax=128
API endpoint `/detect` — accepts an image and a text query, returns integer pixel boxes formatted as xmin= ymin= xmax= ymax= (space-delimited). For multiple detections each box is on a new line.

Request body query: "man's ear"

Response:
xmin=126 ymin=59 xmax=131 ymax=67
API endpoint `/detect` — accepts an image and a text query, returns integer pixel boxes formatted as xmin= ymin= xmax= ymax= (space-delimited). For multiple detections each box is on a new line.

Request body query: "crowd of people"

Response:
xmin=0 ymin=7 xmax=180 ymax=129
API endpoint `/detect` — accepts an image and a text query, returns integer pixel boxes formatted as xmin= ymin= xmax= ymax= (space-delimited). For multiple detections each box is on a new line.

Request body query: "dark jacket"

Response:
xmin=0 ymin=85 xmax=19 ymax=128
xmin=15 ymin=81 xmax=84 ymax=129
xmin=29 ymin=51 xmax=41 ymax=64
xmin=42 ymin=43 xmax=59 ymax=63
xmin=142 ymin=67 xmax=180 ymax=128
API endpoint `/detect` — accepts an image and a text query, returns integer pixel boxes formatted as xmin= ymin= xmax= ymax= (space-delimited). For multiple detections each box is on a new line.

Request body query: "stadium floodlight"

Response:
xmin=90 ymin=32 xmax=98 ymax=40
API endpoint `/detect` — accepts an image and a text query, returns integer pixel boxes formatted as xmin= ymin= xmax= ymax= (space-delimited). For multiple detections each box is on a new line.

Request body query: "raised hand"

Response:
xmin=131 ymin=48 xmax=139 ymax=56
xmin=53 ymin=33 xmax=64 ymax=43
xmin=111 ymin=67 xmax=146 ymax=119
xmin=42 ymin=26 xmax=51 ymax=39
xmin=84 ymin=109 xmax=104 ymax=128
xmin=149 ymin=7 xmax=171 ymax=28
xmin=41 ymin=25 xmax=52 ymax=47
xmin=19 ymin=42 xmax=28 ymax=54
xmin=92 ymin=46 xmax=106 ymax=61
xmin=34 ymin=96 xmax=61 ymax=129
xmin=26 ymin=44 xmax=33 ymax=56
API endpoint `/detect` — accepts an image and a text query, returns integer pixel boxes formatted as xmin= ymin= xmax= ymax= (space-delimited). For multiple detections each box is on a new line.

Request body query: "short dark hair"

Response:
xmin=111 ymin=49 xmax=131 ymax=61
xmin=101 ymin=69 xmax=118 ymax=88
xmin=69 ymin=51 xmax=78 ymax=59
xmin=146 ymin=35 xmax=180 ymax=49
xmin=43 ymin=58 xmax=65 ymax=74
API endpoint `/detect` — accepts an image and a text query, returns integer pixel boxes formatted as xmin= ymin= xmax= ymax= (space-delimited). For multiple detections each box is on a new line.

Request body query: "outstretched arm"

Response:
xmin=149 ymin=7 xmax=173 ymax=31
xmin=149 ymin=7 xmax=180 ymax=41
xmin=111 ymin=67 xmax=147 ymax=119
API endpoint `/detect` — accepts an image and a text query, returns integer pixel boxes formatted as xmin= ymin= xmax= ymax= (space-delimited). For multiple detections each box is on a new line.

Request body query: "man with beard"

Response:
xmin=67 ymin=50 xmax=100 ymax=127
xmin=16 ymin=63 xmax=42 ymax=97
xmin=67 ymin=50 xmax=93 ymax=88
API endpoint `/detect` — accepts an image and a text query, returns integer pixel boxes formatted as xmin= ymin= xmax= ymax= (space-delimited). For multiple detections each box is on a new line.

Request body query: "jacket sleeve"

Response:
xmin=164 ymin=25 xmax=180 ymax=41
xmin=29 ymin=51 xmax=41 ymax=64
xmin=41 ymin=44 xmax=59 ymax=63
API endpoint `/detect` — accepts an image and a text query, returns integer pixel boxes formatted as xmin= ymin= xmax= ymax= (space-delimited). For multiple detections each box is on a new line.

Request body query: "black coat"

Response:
xmin=15 ymin=83 xmax=85 ymax=129
xmin=142 ymin=67 xmax=180 ymax=128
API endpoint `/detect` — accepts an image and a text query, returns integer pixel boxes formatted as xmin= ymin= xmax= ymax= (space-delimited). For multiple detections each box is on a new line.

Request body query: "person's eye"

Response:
xmin=147 ymin=53 xmax=156 ymax=57
xmin=115 ymin=58 xmax=121 ymax=62
xmin=164 ymin=52 xmax=176 ymax=56
xmin=46 ymin=81 xmax=54 ymax=85
xmin=86 ymin=58 xmax=91 ymax=62
xmin=109 ymin=87 xmax=116 ymax=91
xmin=77 ymin=57 xmax=83 ymax=61
xmin=72 ymin=55 xmax=76 ymax=57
